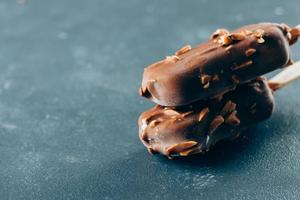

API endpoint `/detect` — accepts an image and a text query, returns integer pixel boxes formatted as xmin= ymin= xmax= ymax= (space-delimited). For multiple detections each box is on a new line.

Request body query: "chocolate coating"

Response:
xmin=138 ymin=77 xmax=274 ymax=158
xmin=140 ymin=23 xmax=293 ymax=106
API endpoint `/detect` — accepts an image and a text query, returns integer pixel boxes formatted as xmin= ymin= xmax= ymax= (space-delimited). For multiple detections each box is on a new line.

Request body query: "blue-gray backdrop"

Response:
xmin=0 ymin=0 xmax=299 ymax=199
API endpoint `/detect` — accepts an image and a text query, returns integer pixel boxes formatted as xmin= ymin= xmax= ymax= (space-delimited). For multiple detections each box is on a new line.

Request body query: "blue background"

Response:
xmin=0 ymin=0 xmax=300 ymax=199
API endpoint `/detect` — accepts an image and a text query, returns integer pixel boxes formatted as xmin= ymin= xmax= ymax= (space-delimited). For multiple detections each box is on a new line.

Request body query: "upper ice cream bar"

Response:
xmin=140 ymin=23 xmax=299 ymax=106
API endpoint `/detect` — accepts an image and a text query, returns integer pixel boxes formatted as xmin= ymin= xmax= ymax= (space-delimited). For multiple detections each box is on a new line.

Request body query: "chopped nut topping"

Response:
xmin=257 ymin=37 xmax=265 ymax=43
xmin=253 ymin=29 xmax=265 ymax=44
xmin=201 ymin=74 xmax=211 ymax=84
xmin=166 ymin=141 xmax=198 ymax=154
xmin=203 ymin=82 xmax=210 ymax=88
xmin=164 ymin=109 xmax=180 ymax=116
xmin=181 ymin=111 xmax=194 ymax=117
xmin=232 ymin=60 xmax=253 ymax=71
xmin=201 ymin=74 xmax=211 ymax=89
xmin=175 ymin=45 xmax=192 ymax=56
xmin=209 ymin=115 xmax=224 ymax=134
xmin=225 ymin=111 xmax=240 ymax=126
xmin=198 ymin=107 xmax=209 ymax=122
xmin=165 ymin=55 xmax=180 ymax=62
xmin=231 ymin=75 xmax=240 ymax=84
xmin=254 ymin=29 xmax=265 ymax=38
xmin=219 ymin=35 xmax=233 ymax=46
xmin=211 ymin=28 xmax=230 ymax=39
xmin=225 ymin=45 xmax=233 ymax=51
xmin=220 ymin=100 xmax=236 ymax=116
xmin=245 ymin=48 xmax=256 ymax=56
xmin=179 ymin=146 xmax=201 ymax=156
xmin=229 ymin=33 xmax=246 ymax=41
xmin=212 ymin=74 xmax=220 ymax=81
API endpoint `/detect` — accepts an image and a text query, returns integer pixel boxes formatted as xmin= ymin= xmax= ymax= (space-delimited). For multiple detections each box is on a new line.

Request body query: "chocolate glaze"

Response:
xmin=138 ymin=77 xmax=274 ymax=158
xmin=140 ymin=23 xmax=295 ymax=106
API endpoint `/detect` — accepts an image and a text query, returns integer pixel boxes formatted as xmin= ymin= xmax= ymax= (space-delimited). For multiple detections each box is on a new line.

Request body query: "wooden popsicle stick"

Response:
xmin=289 ymin=25 xmax=300 ymax=45
xmin=268 ymin=61 xmax=300 ymax=91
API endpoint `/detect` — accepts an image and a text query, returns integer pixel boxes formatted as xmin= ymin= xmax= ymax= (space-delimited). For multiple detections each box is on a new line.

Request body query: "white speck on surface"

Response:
xmin=16 ymin=0 xmax=26 ymax=5
xmin=3 ymin=80 xmax=12 ymax=90
xmin=0 ymin=123 xmax=17 ymax=130
xmin=274 ymin=6 xmax=284 ymax=16
xmin=177 ymin=169 xmax=218 ymax=190
xmin=57 ymin=31 xmax=68 ymax=40
xmin=65 ymin=155 xmax=79 ymax=163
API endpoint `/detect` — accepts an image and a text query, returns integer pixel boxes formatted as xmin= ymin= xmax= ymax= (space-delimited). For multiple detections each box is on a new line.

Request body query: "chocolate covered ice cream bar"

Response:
xmin=140 ymin=23 xmax=300 ymax=106
xmin=138 ymin=77 xmax=274 ymax=158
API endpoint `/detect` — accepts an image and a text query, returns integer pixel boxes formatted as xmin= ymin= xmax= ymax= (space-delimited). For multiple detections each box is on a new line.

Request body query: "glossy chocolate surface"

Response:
xmin=138 ymin=77 xmax=274 ymax=158
xmin=140 ymin=23 xmax=293 ymax=106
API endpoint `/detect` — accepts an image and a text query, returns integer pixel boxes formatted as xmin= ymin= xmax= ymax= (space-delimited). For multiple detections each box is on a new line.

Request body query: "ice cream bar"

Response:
xmin=140 ymin=23 xmax=299 ymax=106
xmin=138 ymin=77 xmax=274 ymax=158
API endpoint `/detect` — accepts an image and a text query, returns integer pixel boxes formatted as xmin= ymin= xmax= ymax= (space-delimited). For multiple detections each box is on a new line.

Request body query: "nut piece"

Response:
xmin=257 ymin=37 xmax=265 ymax=44
xmin=225 ymin=45 xmax=233 ymax=51
xmin=211 ymin=28 xmax=230 ymax=39
xmin=166 ymin=141 xmax=198 ymax=155
xmin=231 ymin=60 xmax=253 ymax=71
xmin=254 ymin=29 xmax=265 ymax=44
xmin=175 ymin=45 xmax=192 ymax=56
xmin=245 ymin=48 xmax=256 ymax=56
xmin=165 ymin=55 xmax=180 ymax=63
xmin=225 ymin=111 xmax=240 ymax=126
xmin=219 ymin=35 xmax=233 ymax=46
xmin=220 ymin=100 xmax=237 ymax=116
xmin=179 ymin=146 xmax=202 ymax=156
xmin=181 ymin=111 xmax=194 ymax=118
xmin=212 ymin=74 xmax=220 ymax=81
xmin=254 ymin=29 xmax=265 ymax=38
xmin=198 ymin=107 xmax=209 ymax=122
xmin=164 ymin=109 xmax=180 ymax=116
xmin=201 ymin=74 xmax=211 ymax=89
xmin=209 ymin=115 xmax=224 ymax=134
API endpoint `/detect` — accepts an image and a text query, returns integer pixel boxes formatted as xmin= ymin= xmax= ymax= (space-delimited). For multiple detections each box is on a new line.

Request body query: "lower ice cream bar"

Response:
xmin=138 ymin=77 xmax=274 ymax=158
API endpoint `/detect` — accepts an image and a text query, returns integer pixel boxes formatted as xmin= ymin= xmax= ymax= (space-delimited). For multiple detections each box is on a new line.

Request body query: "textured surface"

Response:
xmin=0 ymin=0 xmax=299 ymax=199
